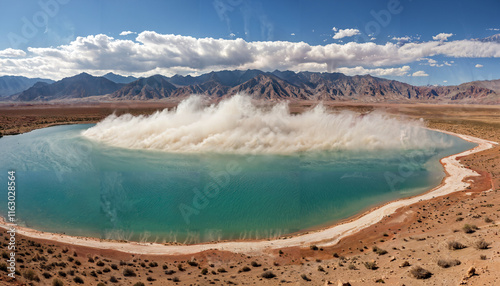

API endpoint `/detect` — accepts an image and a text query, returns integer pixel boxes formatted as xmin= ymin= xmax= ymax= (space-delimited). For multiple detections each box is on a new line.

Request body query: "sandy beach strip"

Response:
xmin=0 ymin=130 xmax=497 ymax=256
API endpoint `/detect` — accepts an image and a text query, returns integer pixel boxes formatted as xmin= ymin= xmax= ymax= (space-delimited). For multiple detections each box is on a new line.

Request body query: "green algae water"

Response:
xmin=0 ymin=124 xmax=475 ymax=244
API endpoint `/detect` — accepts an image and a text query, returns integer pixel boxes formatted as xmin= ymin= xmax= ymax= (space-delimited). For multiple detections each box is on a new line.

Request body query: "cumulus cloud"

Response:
xmin=0 ymin=48 xmax=26 ymax=58
xmin=475 ymin=64 xmax=483 ymax=68
xmin=333 ymin=28 xmax=360 ymax=40
xmin=1 ymin=31 xmax=500 ymax=79
xmin=412 ymin=70 xmax=429 ymax=77
xmin=119 ymin=31 xmax=136 ymax=36
xmin=432 ymin=33 xmax=453 ymax=41
xmin=487 ymin=28 xmax=500 ymax=31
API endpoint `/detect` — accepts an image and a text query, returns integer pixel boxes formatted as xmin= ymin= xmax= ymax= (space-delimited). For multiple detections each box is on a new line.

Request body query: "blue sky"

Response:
xmin=0 ymin=0 xmax=499 ymax=85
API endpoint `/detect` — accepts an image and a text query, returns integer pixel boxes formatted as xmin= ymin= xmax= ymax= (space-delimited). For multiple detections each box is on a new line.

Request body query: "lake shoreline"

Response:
xmin=0 ymin=128 xmax=496 ymax=256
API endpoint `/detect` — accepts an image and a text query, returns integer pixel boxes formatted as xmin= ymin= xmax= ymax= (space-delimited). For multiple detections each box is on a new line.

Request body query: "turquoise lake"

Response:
xmin=0 ymin=124 xmax=476 ymax=244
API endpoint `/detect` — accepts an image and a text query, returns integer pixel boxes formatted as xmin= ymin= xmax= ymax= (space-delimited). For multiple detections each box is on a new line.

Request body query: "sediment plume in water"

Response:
xmin=82 ymin=94 xmax=452 ymax=154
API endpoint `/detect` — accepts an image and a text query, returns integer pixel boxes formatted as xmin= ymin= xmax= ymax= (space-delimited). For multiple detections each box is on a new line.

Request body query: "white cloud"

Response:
xmin=119 ymin=31 xmax=136 ymax=36
xmin=392 ymin=36 xmax=411 ymax=42
xmin=432 ymin=33 xmax=453 ymax=41
xmin=475 ymin=64 xmax=483 ymax=68
xmin=291 ymin=33 xmax=295 ymax=36
xmin=229 ymin=33 xmax=236 ymax=37
xmin=2 ymin=31 xmax=500 ymax=79
xmin=332 ymin=27 xmax=338 ymax=32
xmin=487 ymin=28 xmax=500 ymax=31
xmin=0 ymin=48 xmax=26 ymax=58
xmin=412 ymin=70 xmax=429 ymax=77
xmin=443 ymin=80 xmax=448 ymax=83
xmin=335 ymin=65 xmax=411 ymax=77
xmin=333 ymin=28 xmax=360 ymax=40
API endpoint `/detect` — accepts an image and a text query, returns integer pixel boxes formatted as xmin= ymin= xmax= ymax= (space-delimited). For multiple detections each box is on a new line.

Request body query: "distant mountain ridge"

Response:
xmin=3 ymin=70 xmax=499 ymax=104
xmin=102 ymin=72 xmax=138 ymax=84
xmin=12 ymin=73 xmax=124 ymax=101
xmin=0 ymin=76 xmax=54 ymax=97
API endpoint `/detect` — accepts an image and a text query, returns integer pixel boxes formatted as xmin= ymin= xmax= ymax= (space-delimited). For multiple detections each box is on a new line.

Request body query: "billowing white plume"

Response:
xmin=82 ymin=95 xmax=451 ymax=154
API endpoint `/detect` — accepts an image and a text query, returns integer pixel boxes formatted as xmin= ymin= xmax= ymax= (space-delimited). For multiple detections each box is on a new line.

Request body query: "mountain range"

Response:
xmin=0 ymin=76 xmax=54 ymax=97
xmin=3 ymin=70 xmax=499 ymax=104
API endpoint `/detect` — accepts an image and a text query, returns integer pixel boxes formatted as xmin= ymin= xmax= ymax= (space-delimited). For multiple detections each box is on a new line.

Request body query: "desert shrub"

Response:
xmin=301 ymin=274 xmax=311 ymax=281
xmin=103 ymin=267 xmax=111 ymax=273
xmin=375 ymin=278 xmax=385 ymax=283
xmin=372 ymin=246 xmax=388 ymax=255
xmin=251 ymin=261 xmax=261 ymax=267
xmin=400 ymin=261 xmax=410 ymax=267
xmin=201 ymin=268 xmax=208 ymax=275
xmin=447 ymin=241 xmax=466 ymax=250
xmin=480 ymin=255 xmax=487 ymax=260
xmin=463 ymin=224 xmax=478 ymax=234
xmin=123 ymin=268 xmax=136 ymax=277
xmin=23 ymin=270 xmax=40 ymax=282
xmin=187 ymin=260 xmax=198 ymax=267
xmin=437 ymin=259 xmax=461 ymax=268
xmin=363 ymin=261 xmax=378 ymax=270
xmin=0 ymin=263 xmax=7 ymax=272
xmin=177 ymin=263 xmax=185 ymax=271
xmin=475 ymin=239 xmax=491 ymax=250
xmin=348 ymin=264 xmax=357 ymax=270
xmin=147 ymin=277 xmax=155 ymax=281
xmin=97 ymin=283 xmax=106 ymax=286
xmin=52 ymin=278 xmax=64 ymax=286
xmin=42 ymin=272 xmax=52 ymax=279
xmin=172 ymin=277 xmax=180 ymax=282
xmin=239 ymin=266 xmax=251 ymax=272
xmin=148 ymin=261 xmax=158 ymax=267
xmin=111 ymin=263 xmax=118 ymax=270
xmin=58 ymin=271 xmax=66 ymax=277
xmin=73 ymin=276 xmax=84 ymax=284
xmin=484 ymin=217 xmax=493 ymax=223
xmin=133 ymin=283 xmax=146 ymax=286
xmin=317 ymin=265 xmax=325 ymax=272
xmin=409 ymin=266 xmax=432 ymax=279
xmin=96 ymin=260 xmax=104 ymax=266
xmin=165 ymin=269 xmax=176 ymax=275
xmin=217 ymin=267 xmax=226 ymax=273
xmin=309 ymin=245 xmax=318 ymax=251
xmin=262 ymin=270 xmax=276 ymax=279
xmin=110 ymin=276 xmax=118 ymax=282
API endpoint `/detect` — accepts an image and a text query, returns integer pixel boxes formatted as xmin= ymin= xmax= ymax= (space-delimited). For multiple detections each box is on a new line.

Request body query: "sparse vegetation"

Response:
xmin=123 ymin=268 xmax=136 ymax=277
xmin=480 ymin=255 xmax=487 ymax=260
xmin=448 ymin=240 xmax=466 ymax=250
xmin=463 ymin=224 xmax=478 ymax=234
xmin=110 ymin=276 xmax=118 ymax=283
xmin=73 ymin=276 xmax=84 ymax=284
xmin=475 ymin=239 xmax=491 ymax=250
xmin=23 ymin=269 xmax=40 ymax=282
xmin=261 ymin=270 xmax=276 ymax=279
xmin=400 ymin=261 xmax=410 ymax=268
xmin=217 ymin=267 xmax=227 ymax=273
xmin=484 ymin=217 xmax=493 ymax=223
xmin=201 ymin=268 xmax=208 ymax=275
xmin=187 ymin=260 xmax=198 ymax=267
xmin=239 ymin=266 xmax=251 ymax=272
xmin=372 ymin=246 xmax=388 ymax=255
xmin=437 ymin=259 xmax=461 ymax=268
xmin=52 ymin=278 xmax=64 ymax=286
xmin=310 ymin=245 xmax=318 ymax=251
xmin=410 ymin=266 xmax=432 ymax=279
xmin=251 ymin=261 xmax=261 ymax=267
xmin=363 ymin=261 xmax=378 ymax=270
xmin=133 ymin=283 xmax=145 ymax=286
xmin=301 ymin=274 xmax=311 ymax=281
